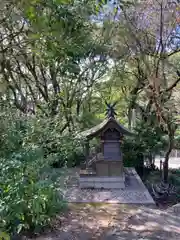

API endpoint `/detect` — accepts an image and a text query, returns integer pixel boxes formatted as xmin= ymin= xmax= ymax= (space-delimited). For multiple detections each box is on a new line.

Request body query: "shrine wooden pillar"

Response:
xmin=85 ymin=139 xmax=89 ymax=168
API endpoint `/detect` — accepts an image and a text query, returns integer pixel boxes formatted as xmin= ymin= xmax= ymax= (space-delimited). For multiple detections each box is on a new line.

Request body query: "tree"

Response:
xmin=103 ymin=0 xmax=180 ymax=182
xmin=0 ymin=0 xmax=109 ymax=132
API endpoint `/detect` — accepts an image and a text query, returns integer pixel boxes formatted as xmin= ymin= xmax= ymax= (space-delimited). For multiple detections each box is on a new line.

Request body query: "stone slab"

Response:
xmin=95 ymin=182 xmax=125 ymax=189
xmin=80 ymin=181 xmax=125 ymax=189
xmin=79 ymin=176 xmax=125 ymax=189
xmin=79 ymin=176 xmax=125 ymax=182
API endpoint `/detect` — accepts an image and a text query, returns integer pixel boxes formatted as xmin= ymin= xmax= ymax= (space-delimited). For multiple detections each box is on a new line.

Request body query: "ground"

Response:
xmin=29 ymin=168 xmax=180 ymax=240
xmin=31 ymin=203 xmax=180 ymax=240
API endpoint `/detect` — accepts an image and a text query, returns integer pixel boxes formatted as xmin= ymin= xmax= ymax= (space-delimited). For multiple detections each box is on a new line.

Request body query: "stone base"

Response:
xmin=79 ymin=176 xmax=125 ymax=189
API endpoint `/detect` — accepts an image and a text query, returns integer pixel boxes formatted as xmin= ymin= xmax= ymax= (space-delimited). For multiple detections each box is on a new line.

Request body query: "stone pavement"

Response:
xmin=61 ymin=168 xmax=155 ymax=204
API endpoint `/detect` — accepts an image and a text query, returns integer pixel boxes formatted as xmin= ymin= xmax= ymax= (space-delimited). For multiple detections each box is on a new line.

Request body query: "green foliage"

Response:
xmin=0 ymin=2 xmax=180 ymax=236
xmin=122 ymin=119 xmax=166 ymax=167
xmin=49 ymin=136 xmax=84 ymax=168
xmin=169 ymin=169 xmax=180 ymax=201
xmin=76 ymin=110 xmax=101 ymax=131
xmin=0 ymin=113 xmax=66 ymax=236
xmin=24 ymin=0 xmax=98 ymax=63
xmin=122 ymin=137 xmax=144 ymax=168
xmin=175 ymin=129 xmax=180 ymax=149
xmin=134 ymin=119 xmax=167 ymax=156
xmin=25 ymin=116 xmax=85 ymax=167
xmin=169 ymin=169 xmax=180 ymax=188
xmin=0 ymin=149 xmax=64 ymax=234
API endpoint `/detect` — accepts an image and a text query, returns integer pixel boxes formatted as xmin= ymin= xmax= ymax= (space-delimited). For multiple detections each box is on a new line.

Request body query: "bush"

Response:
xmin=122 ymin=137 xmax=144 ymax=168
xmin=169 ymin=169 xmax=180 ymax=188
xmin=122 ymin=119 xmax=166 ymax=168
xmin=50 ymin=136 xmax=85 ymax=168
xmin=0 ymin=149 xmax=65 ymax=235
xmin=25 ymin=116 xmax=85 ymax=168
xmin=0 ymin=113 xmax=65 ymax=236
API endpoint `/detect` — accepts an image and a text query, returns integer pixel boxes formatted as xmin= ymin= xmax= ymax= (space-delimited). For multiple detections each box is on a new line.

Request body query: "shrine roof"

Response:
xmin=77 ymin=117 xmax=134 ymax=139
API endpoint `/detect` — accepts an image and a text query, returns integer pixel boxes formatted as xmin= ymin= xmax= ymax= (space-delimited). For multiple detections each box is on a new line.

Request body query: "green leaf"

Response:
xmin=54 ymin=0 xmax=72 ymax=4
xmin=0 ymin=232 xmax=10 ymax=240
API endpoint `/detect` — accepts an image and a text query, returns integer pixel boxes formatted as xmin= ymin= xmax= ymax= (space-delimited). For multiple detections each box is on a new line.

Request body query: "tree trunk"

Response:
xmin=163 ymin=159 xmax=169 ymax=183
xmin=76 ymin=99 xmax=81 ymax=116
xmin=148 ymin=153 xmax=153 ymax=166
xmin=128 ymin=108 xmax=132 ymax=130
xmin=152 ymin=154 xmax=155 ymax=166
xmin=85 ymin=140 xmax=89 ymax=168
xmin=163 ymin=131 xmax=174 ymax=183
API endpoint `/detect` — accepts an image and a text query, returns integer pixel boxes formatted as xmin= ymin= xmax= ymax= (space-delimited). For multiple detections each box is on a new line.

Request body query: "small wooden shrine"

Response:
xmin=78 ymin=102 xmax=133 ymax=189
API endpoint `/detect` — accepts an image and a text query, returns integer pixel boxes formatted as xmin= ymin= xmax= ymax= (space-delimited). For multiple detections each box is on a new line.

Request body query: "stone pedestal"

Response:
xmin=79 ymin=159 xmax=125 ymax=189
xmin=95 ymin=160 xmax=123 ymax=176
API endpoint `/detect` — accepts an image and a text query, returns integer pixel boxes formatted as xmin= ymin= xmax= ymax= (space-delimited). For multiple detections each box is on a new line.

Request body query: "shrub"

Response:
xmin=169 ymin=169 xmax=180 ymax=188
xmin=122 ymin=137 xmax=144 ymax=168
xmin=0 ymin=147 xmax=65 ymax=236
xmin=122 ymin=119 xmax=166 ymax=167
xmin=49 ymin=136 xmax=85 ymax=168
xmin=24 ymin=116 xmax=85 ymax=168
xmin=0 ymin=113 xmax=65 ymax=236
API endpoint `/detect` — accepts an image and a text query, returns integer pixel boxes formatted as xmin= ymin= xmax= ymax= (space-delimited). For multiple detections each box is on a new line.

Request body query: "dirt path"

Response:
xmin=31 ymin=203 xmax=180 ymax=240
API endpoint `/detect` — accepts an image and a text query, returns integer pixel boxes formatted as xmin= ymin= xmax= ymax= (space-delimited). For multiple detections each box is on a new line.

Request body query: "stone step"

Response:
xmin=80 ymin=168 xmax=96 ymax=177
xmin=80 ymin=181 xmax=125 ymax=189
xmin=79 ymin=176 xmax=125 ymax=189
xmin=80 ymin=176 xmax=124 ymax=182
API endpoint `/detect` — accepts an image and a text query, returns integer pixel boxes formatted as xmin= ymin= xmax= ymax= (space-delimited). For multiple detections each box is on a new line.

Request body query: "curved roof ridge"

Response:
xmin=77 ymin=117 xmax=134 ymax=139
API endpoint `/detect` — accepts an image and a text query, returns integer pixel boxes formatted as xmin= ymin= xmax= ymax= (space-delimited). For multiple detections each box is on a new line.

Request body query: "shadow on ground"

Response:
xmin=31 ymin=204 xmax=180 ymax=240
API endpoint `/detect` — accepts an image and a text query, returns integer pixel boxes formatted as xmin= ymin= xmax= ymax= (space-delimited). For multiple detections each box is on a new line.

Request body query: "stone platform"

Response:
xmin=60 ymin=168 xmax=155 ymax=205
xmin=79 ymin=176 xmax=125 ymax=189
